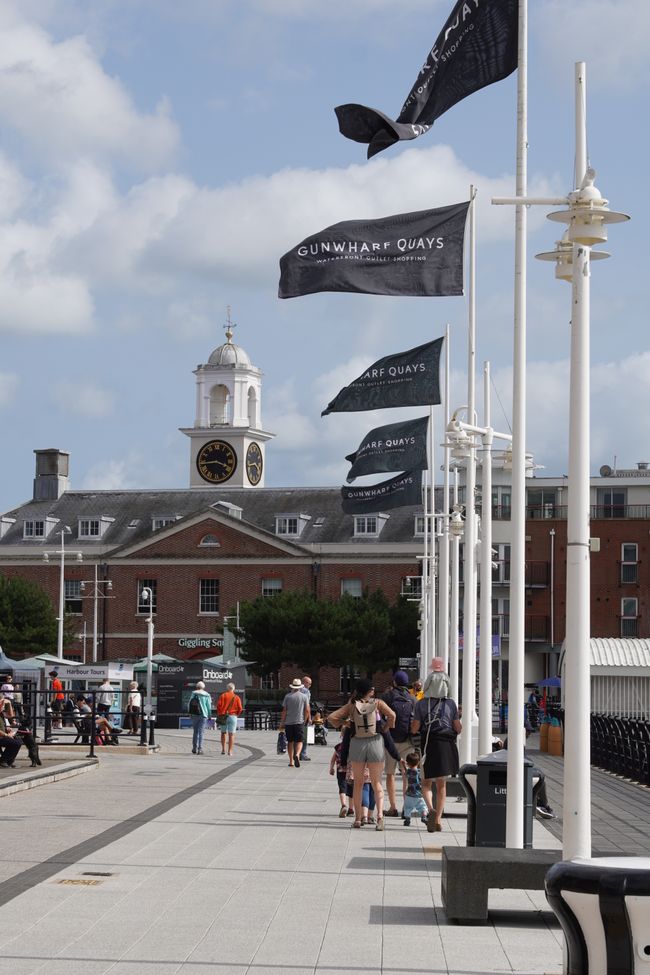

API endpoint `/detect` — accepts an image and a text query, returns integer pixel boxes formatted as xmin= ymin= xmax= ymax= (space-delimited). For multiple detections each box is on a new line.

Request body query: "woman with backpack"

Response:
xmin=411 ymin=694 xmax=462 ymax=832
xmin=188 ymin=681 xmax=213 ymax=755
xmin=327 ymin=678 xmax=396 ymax=831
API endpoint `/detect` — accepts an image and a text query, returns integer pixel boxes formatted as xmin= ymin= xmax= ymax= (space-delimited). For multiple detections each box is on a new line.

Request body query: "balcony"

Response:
xmin=620 ymin=617 xmax=639 ymax=637
xmin=619 ymin=562 xmax=639 ymax=584
xmin=491 ymin=614 xmax=549 ymax=642
xmin=525 ymin=560 xmax=550 ymax=587
xmin=526 ymin=504 xmax=650 ymax=521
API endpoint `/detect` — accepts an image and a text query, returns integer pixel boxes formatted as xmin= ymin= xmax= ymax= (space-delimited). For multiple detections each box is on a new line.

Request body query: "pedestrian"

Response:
xmin=216 ymin=682 xmax=243 ymax=756
xmin=125 ymin=681 xmax=142 ymax=735
xmin=327 ymin=678 xmax=396 ymax=831
xmin=96 ymin=677 xmax=114 ymax=717
xmin=402 ymin=751 xmax=428 ymax=826
xmin=422 ymin=657 xmax=450 ymax=699
xmin=280 ymin=678 xmax=311 ymax=768
xmin=381 ymin=670 xmax=416 ymax=817
xmin=411 ymin=693 xmax=462 ymax=832
xmin=49 ymin=670 xmax=64 ymax=728
xmin=345 ymin=761 xmax=376 ymax=825
xmin=188 ymin=681 xmax=212 ymax=755
xmin=299 ymin=676 xmax=312 ymax=760
xmin=329 ymin=739 xmax=350 ymax=817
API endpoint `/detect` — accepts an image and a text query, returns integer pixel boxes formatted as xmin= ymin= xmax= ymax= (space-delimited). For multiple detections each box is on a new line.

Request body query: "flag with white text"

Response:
xmin=322 ymin=338 xmax=443 ymax=416
xmin=346 ymin=416 xmax=429 ymax=482
xmin=335 ymin=0 xmax=518 ymax=158
xmin=341 ymin=471 xmax=422 ymax=514
xmin=279 ymin=203 xmax=469 ymax=299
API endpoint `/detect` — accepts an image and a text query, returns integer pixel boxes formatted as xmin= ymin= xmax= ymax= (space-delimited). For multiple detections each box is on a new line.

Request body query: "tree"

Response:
xmin=235 ymin=588 xmax=414 ymax=686
xmin=0 ymin=576 xmax=59 ymax=656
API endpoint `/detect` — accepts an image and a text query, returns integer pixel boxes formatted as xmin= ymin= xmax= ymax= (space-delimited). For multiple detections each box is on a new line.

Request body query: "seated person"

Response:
xmin=0 ymin=707 xmax=22 ymax=767
xmin=74 ymin=696 xmax=122 ymax=745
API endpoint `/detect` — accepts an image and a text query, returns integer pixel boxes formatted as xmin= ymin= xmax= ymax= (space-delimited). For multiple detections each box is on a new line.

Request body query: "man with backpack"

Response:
xmin=381 ymin=671 xmax=415 ymax=817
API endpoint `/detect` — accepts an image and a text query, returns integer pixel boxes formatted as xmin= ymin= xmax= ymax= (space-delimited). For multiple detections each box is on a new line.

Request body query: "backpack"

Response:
xmin=352 ymin=700 xmax=378 ymax=738
xmin=188 ymin=694 xmax=201 ymax=716
xmin=385 ymin=689 xmax=414 ymax=743
xmin=423 ymin=698 xmax=454 ymax=738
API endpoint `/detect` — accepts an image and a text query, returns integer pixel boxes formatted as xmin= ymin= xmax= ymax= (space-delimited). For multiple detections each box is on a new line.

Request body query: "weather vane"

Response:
xmin=224 ymin=305 xmax=237 ymax=343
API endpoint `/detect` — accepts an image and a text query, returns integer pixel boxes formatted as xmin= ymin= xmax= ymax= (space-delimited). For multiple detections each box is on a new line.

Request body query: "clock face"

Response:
xmin=246 ymin=442 xmax=263 ymax=486
xmin=196 ymin=440 xmax=237 ymax=484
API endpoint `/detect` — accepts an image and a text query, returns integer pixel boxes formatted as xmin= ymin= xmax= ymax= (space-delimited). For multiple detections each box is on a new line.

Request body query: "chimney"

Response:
xmin=33 ymin=449 xmax=70 ymax=501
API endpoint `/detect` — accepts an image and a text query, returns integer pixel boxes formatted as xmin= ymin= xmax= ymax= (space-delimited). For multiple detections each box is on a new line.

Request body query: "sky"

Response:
xmin=0 ymin=0 xmax=648 ymax=511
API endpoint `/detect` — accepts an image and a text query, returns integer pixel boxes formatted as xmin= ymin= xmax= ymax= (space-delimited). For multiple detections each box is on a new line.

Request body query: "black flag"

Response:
xmin=335 ymin=0 xmax=518 ymax=158
xmin=341 ymin=471 xmax=422 ymax=514
xmin=346 ymin=416 xmax=429 ymax=483
xmin=279 ymin=203 xmax=469 ymax=299
xmin=322 ymin=337 xmax=443 ymax=416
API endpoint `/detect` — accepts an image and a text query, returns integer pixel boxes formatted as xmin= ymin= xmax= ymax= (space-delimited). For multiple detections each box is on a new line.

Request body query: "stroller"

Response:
xmin=312 ymin=702 xmax=328 ymax=745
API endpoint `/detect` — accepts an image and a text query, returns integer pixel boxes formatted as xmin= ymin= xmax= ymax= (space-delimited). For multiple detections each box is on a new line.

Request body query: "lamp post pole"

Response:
xmin=44 ymin=526 xmax=82 ymax=663
xmin=141 ymin=587 xmax=155 ymax=746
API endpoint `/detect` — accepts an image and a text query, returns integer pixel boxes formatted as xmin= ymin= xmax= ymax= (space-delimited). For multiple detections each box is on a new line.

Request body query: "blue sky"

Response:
xmin=0 ymin=0 xmax=648 ymax=511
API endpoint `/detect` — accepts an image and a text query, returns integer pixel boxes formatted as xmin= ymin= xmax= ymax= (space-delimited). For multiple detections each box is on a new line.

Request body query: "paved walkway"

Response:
xmin=0 ymin=728 xmax=645 ymax=975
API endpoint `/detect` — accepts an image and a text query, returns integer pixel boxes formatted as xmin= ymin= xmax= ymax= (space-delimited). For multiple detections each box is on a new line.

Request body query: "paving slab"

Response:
xmin=1 ymin=727 xmax=644 ymax=974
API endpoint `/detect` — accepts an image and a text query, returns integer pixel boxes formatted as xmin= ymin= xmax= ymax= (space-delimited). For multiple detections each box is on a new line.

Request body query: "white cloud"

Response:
xmin=534 ymin=1 xmax=650 ymax=91
xmin=0 ymin=372 xmax=19 ymax=407
xmin=0 ymin=8 xmax=179 ymax=169
xmin=81 ymin=458 xmax=136 ymax=491
xmin=51 ymin=380 xmax=115 ymax=419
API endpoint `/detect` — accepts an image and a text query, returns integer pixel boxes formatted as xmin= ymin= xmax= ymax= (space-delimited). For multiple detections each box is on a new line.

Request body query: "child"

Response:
xmin=402 ymin=751 xmax=428 ymax=826
xmin=276 ymin=724 xmax=287 ymax=754
xmin=329 ymin=740 xmax=349 ymax=817
xmin=345 ymin=761 xmax=376 ymax=825
xmin=422 ymin=657 xmax=450 ymax=699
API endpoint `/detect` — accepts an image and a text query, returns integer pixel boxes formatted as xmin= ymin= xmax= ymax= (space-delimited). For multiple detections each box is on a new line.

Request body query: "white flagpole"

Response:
xmin=427 ymin=403 xmax=437 ymax=676
xmin=459 ymin=186 xmax=478 ymax=766
xmin=478 ymin=361 xmax=494 ymax=757
xmin=438 ymin=324 xmax=451 ymax=670
xmin=505 ymin=0 xmax=528 ymax=848
xmin=420 ymin=471 xmax=429 ymax=681
xmin=449 ymin=467 xmax=460 ymax=701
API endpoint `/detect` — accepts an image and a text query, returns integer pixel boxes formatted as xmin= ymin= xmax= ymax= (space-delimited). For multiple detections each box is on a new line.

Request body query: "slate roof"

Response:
xmin=0 ymin=485 xmax=442 ymax=554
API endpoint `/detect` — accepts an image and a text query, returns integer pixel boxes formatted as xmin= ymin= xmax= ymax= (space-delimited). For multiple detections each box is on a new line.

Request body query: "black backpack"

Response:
xmin=385 ymin=689 xmax=414 ymax=743
xmin=188 ymin=694 xmax=201 ymax=716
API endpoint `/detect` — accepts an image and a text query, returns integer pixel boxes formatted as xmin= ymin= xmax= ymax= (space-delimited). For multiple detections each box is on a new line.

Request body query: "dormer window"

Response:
xmin=414 ymin=514 xmax=426 ymax=536
xmin=78 ymin=516 xmax=114 ymax=539
xmin=152 ymin=517 xmax=178 ymax=531
xmin=353 ymin=514 xmax=388 ymax=538
xmin=23 ymin=516 xmax=58 ymax=540
xmin=275 ymin=513 xmax=310 ymax=538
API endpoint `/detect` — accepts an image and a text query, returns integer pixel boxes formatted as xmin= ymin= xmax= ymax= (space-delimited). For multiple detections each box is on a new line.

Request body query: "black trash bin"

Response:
xmin=475 ymin=750 xmax=535 ymax=848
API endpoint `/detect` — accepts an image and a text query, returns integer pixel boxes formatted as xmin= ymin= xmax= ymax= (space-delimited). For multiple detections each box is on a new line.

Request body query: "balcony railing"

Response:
xmin=620 ymin=562 xmax=639 ymax=584
xmin=526 ymin=504 xmax=650 ymax=520
xmin=525 ymin=560 xmax=550 ymax=587
xmin=491 ymin=614 xmax=549 ymax=642
xmin=620 ymin=617 xmax=639 ymax=637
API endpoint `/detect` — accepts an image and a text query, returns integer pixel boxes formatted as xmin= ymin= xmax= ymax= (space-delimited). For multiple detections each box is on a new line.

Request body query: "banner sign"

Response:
xmin=335 ymin=0 xmax=518 ymax=158
xmin=323 ymin=337 xmax=443 ymax=416
xmin=279 ymin=203 xmax=469 ymax=299
xmin=346 ymin=415 xmax=429 ymax=482
xmin=341 ymin=470 xmax=421 ymax=514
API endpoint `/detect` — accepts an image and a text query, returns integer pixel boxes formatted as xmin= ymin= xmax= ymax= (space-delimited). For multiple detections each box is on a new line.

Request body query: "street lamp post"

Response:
xmin=140 ymin=586 xmax=155 ymax=746
xmin=80 ymin=565 xmax=113 ymax=663
xmin=43 ymin=526 xmax=82 ymax=662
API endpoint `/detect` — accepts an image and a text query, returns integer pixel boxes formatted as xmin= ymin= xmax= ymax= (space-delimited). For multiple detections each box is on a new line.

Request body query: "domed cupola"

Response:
xmin=180 ymin=308 xmax=275 ymax=489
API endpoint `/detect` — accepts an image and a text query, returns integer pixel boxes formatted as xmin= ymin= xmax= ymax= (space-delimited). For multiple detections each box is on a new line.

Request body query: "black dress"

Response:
xmin=415 ymin=697 xmax=460 ymax=779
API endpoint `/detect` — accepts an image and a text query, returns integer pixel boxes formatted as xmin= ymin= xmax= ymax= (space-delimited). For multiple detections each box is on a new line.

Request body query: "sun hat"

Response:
xmin=289 ymin=678 xmax=303 ymax=690
xmin=393 ymin=670 xmax=409 ymax=687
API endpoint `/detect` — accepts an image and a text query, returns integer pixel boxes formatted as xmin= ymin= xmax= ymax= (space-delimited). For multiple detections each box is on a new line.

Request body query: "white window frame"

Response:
xmin=341 ymin=578 xmax=363 ymax=599
xmin=199 ymin=579 xmax=220 ymax=615
xmin=353 ymin=515 xmax=387 ymax=537
xmin=24 ymin=519 xmax=45 ymax=539
xmin=137 ymin=579 xmax=157 ymax=615
xmin=152 ymin=517 xmax=177 ymax=531
xmin=401 ymin=576 xmax=422 ymax=599
xmin=199 ymin=533 xmax=221 ymax=547
xmin=261 ymin=578 xmax=283 ymax=598
xmin=621 ymin=596 xmax=638 ymax=637
xmin=621 ymin=543 xmax=639 ymax=584
xmin=64 ymin=579 xmax=83 ymax=614
xmin=78 ymin=516 xmax=114 ymax=539
xmin=414 ymin=514 xmax=426 ymax=536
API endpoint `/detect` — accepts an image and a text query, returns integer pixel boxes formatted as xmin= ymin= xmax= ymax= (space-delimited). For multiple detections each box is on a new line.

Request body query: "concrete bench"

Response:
xmin=441 ymin=846 xmax=563 ymax=923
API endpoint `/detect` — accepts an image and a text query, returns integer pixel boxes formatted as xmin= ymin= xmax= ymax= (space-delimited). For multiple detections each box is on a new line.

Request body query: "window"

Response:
xmin=24 ymin=520 xmax=45 ymax=539
xmin=340 ymin=665 xmax=361 ymax=693
xmin=621 ymin=597 xmax=638 ymax=637
xmin=137 ymin=580 xmax=157 ymax=615
xmin=354 ymin=516 xmax=378 ymax=536
xmin=64 ymin=580 xmax=83 ymax=614
xmin=260 ymin=673 xmax=276 ymax=690
xmin=621 ymin=543 xmax=638 ymax=584
xmin=491 ymin=486 xmax=512 ymax=520
xmin=199 ymin=579 xmax=220 ymax=614
xmin=492 ymin=597 xmax=510 ymax=638
xmin=401 ymin=576 xmax=422 ymax=599
xmin=597 ymin=488 xmax=626 ymax=519
xmin=152 ymin=517 xmax=177 ymax=531
xmin=262 ymin=578 xmax=283 ymax=598
xmin=199 ymin=534 xmax=221 ymax=547
xmin=78 ymin=516 xmax=113 ymax=539
xmin=276 ymin=516 xmax=298 ymax=536
xmin=341 ymin=578 xmax=362 ymax=599
xmin=492 ymin=544 xmax=511 ymax=584
xmin=414 ymin=515 xmax=426 ymax=536
xmin=526 ymin=489 xmax=556 ymax=519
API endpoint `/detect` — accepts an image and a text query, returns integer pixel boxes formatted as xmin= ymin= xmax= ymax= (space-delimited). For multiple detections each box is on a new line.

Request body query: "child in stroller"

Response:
xmin=312 ymin=708 xmax=328 ymax=745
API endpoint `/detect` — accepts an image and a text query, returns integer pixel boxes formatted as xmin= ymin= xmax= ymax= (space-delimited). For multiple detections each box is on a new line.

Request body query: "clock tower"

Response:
xmin=181 ymin=314 xmax=274 ymax=488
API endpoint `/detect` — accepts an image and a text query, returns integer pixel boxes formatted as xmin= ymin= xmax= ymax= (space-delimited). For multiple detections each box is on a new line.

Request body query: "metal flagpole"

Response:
xmin=420 ymin=471 xmax=429 ymax=681
xmin=505 ymin=0 xmax=528 ymax=848
xmin=438 ymin=324 xmax=451 ymax=670
xmin=426 ymin=402 xmax=437 ymax=678
xmin=449 ymin=467 xmax=460 ymax=701
xmin=459 ymin=186 xmax=478 ymax=766
xmin=478 ymin=361 xmax=494 ymax=757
